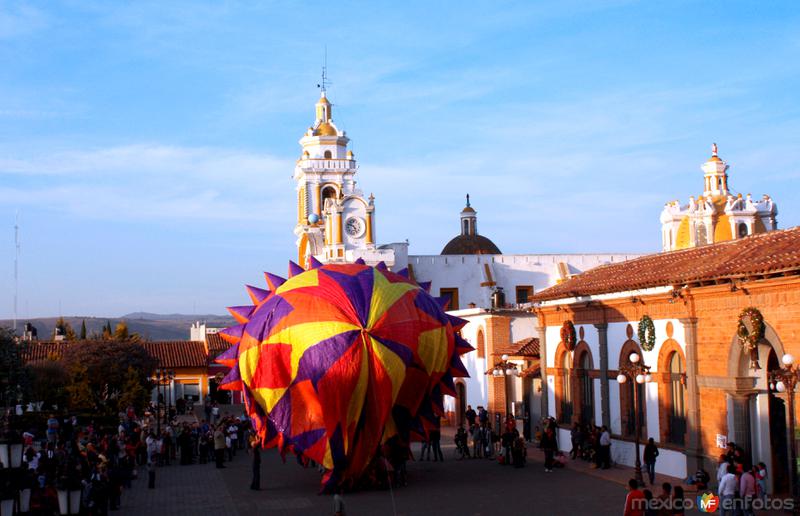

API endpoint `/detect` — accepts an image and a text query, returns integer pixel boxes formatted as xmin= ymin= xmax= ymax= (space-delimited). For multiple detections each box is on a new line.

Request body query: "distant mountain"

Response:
xmin=122 ymin=312 xmax=230 ymax=322
xmin=0 ymin=314 xmax=235 ymax=341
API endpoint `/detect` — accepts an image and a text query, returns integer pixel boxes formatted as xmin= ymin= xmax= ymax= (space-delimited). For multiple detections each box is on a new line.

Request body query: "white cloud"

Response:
xmin=0 ymin=144 xmax=295 ymax=222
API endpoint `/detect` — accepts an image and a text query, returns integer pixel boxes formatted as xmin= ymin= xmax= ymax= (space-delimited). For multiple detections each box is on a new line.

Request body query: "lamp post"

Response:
xmin=489 ymin=354 xmax=519 ymax=418
xmin=0 ymin=430 xmax=29 ymax=516
xmin=165 ymin=370 xmax=175 ymax=426
xmin=768 ymin=353 xmax=799 ymax=512
xmin=616 ymin=351 xmax=652 ymax=486
xmin=155 ymin=369 xmax=163 ymax=436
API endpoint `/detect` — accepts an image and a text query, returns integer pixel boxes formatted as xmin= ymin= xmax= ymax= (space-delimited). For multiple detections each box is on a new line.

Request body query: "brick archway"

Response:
xmin=618 ymin=339 xmax=646 ymax=438
xmin=553 ymin=341 xmax=572 ymax=424
xmin=657 ymin=339 xmax=686 ymax=444
xmin=573 ymin=341 xmax=595 ymax=425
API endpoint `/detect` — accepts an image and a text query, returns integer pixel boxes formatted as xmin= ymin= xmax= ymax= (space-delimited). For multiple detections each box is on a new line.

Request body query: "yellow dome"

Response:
xmin=675 ymin=216 xmax=691 ymax=250
xmin=314 ymin=122 xmax=338 ymax=136
xmin=714 ymin=215 xmax=733 ymax=242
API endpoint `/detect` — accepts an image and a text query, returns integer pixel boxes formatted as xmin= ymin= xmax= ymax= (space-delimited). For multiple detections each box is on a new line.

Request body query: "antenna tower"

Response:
xmin=13 ymin=212 xmax=20 ymax=332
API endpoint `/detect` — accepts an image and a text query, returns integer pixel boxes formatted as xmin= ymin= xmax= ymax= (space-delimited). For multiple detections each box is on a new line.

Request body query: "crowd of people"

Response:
xmin=0 ymin=404 xmax=257 ymax=515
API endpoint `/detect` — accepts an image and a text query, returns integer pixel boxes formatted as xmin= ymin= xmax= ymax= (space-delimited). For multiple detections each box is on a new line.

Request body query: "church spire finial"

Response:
xmin=711 ymin=142 xmax=718 ymax=157
xmin=317 ymin=46 xmax=329 ymax=94
xmin=466 ymin=193 xmax=470 ymax=207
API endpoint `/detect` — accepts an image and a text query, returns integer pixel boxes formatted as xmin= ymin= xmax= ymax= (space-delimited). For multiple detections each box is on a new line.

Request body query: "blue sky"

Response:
xmin=1 ymin=1 xmax=799 ymax=318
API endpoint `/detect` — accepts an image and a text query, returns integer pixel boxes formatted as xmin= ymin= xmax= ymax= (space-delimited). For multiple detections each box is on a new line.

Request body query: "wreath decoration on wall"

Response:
xmin=637 ymin=315 xmax=656 ymax=351
xmin=737 ymin=307 xmax=764 ymax=369
xmin=560 ymin=320 xmax=577 ymax=351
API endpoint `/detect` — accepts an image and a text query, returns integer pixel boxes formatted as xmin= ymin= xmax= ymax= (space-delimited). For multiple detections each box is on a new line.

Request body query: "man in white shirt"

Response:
xmin=599 ymin=426 xmax=611 ymax=469
xmin=718 ymin=470 xmax=737 ymax=516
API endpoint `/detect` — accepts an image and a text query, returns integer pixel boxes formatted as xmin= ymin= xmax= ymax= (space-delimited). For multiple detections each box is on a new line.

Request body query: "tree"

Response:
xmin=28 ymin=358 xmax=69 ymax=410
xmin=53 ymin=317 xmax=77 ymax=341
xmin=102 ymin=321 xmax=113 ymax=340
xmin=62 ymin=340 xmax=156 ymax=414
xmin=118 ymin=366 xmax=150 ymax=416
xmin=79 ymin=320 xmax=87 ymax=340
xmin=0 ymin=327 xmax=30 ymax=409
xmin=114 ymin=321 xmax=129 ymax=341
xmin=65 ymin=361 xmax=94 ymax=411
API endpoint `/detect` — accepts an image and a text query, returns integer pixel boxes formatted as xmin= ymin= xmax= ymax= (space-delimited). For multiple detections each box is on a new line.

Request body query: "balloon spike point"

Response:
xmin=219 ymin=324 xmax=245 ymax=343
xmin=228 ymin=305 xmax=255 ymax=324
xmin=354 ymin=258 xmax=366 ymax=265
xmin=309 ymin=256 xmax=324 ymax=269
xmin=434 ymin=296 xmax=450 ymax=310
xmin=395 ymin=268 xmax=409 ymax=278
xmin=418 ymin=281 xmax=432 ymax=293
xmin=288 ymin=261 xmax=305 ymax=278
xmin=264 ymin=271 xmax=287 ymax=291
xmin=375 ymin=261 xmax=388 ymax=271
xmin=246 ymin=285 xmax=271 ymax=304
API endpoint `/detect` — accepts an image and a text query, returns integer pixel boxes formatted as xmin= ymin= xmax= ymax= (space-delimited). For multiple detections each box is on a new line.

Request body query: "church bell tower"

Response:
xmin=293 ymin=87 xmax=389 ymax=267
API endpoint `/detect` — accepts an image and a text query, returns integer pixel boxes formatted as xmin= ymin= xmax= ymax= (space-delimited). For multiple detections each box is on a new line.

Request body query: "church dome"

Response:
xmin=314 ymin=122 xmax=338 ymax=136
xmin=441 ymin=234 xmax=501 ymax=255
xmin=442 ymin=195 xmax=501 ymax=254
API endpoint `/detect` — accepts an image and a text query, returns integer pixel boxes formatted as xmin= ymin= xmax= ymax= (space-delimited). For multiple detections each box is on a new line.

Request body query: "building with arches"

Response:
xmin=532 ymin=226 xmax=800 ymax=491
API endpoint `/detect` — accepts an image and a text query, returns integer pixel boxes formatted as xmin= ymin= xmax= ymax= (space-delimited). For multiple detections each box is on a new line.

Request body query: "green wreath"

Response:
xmin=638 ymin=315 xmax=656 ymax=351
xmin=737 ymin=307 xmax=764 ymax=353
xmin=737 ymin=307 xmax=764 ymax=369
xmin=560 ymin=320 xmax=577 ymax=351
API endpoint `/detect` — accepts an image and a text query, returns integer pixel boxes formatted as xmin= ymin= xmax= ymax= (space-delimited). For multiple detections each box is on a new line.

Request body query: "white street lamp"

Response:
xmin=617 ymin=374 xmax=627 ymax=384
xmin=630 ymin=352 xmax=640 ymax=364
xmin=783 ymin=354 xmax=795 ymax=366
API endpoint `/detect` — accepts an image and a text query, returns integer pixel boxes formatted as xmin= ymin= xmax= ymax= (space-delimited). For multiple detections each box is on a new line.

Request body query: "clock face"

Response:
xmin=345 ymin=217 xmax=365 ymax=238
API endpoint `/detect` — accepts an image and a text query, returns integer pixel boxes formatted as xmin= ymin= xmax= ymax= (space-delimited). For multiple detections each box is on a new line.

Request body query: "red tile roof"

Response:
xmin=141 ymin=341 xmax=208 ymax=368
xmin=494 ymin=337 xmax=540 ymax=358
xmin=520 ymin=361 xmax=540 ymax=378
xmin=20 ymin=340 xmax=208 ymax=369
xmin=19 ymin=342 xmax=69 ymax=363
xmin=532 ymin=227 xmax=800 ymax=302
xmin=204 ymin=332 xmax=231 ymax=357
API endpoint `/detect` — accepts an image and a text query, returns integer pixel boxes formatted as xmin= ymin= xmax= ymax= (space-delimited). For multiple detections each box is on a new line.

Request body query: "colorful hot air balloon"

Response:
xmin=216 ymin=259 xmax=471 ymax=491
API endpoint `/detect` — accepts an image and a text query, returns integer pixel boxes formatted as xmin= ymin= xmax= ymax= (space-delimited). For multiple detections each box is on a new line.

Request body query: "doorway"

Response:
xmin=767 ymin=349 xmax=790 ymax=494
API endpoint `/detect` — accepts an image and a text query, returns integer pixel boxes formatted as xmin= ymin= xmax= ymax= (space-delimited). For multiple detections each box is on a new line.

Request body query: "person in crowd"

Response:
xmin=598 ymin=425 xmax=611 ymax=470
xmin=472 ymin=423 xmax=483 ymax=459
xmin=643 ymin=437 xmax=659 ymax=485
xmin=454 ymin=426 xmax=470 ymax=459
xmin=570 ymin=423 xmax=581 ymax=459
xmin=250 ymin=435 xmax=261 ymax=490
xmin=715 ymin=454 xmax=730 ymax=489
xmin=670 ymin=485 xmax=685 ymax=516
xmin=642 ymin=489 xmax=657 ymax=516
xmin=693 ymin=467 xmax=710 ymax=491
xmin=213 ymin=425 xmax=226 ymax=469
xmin=540 ymin=425 xmax=557 ymax=473
xmin=623 ymin=478 xmax=645 ymax=516
xmin=739 ymin=465 xmax=757 ymax=516
xmin=717 ymin=464 xmax=738 ymax=516
xmin=465 ymin=405 xmax=477 ymax=428
xmin=429 ymin=428 xmax=443 ymax=462
xmin=657 ymin=482 xmax=672 ymax=515
xmin=755 ymin=462 xmax=768 ymax=503
xmin=420 ymin=435 xmax=430 ymax=461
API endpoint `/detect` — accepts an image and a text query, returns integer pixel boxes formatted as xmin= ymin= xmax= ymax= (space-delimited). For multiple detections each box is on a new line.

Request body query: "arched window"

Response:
xmin=738 ymin=222 xmax=749 ymax=238
xmin=321 ymin=186 xmax=337 ymax=210
xmin=695 ymin=223 xmax=708 ymax=246
xmin=560 ymin=352 xmax=573 ymax=424
xmin=324 ymin=150 xmax=332 ymax=159
xmin=668 ymin=352 xmax=686 ymax=444
xmin=619 ymin=343 xmax=646 ymax=438
xmin=476 ymin=329 xmax=485 ymax=359
xmin=578 ymin=351 xmax=594 ymax=425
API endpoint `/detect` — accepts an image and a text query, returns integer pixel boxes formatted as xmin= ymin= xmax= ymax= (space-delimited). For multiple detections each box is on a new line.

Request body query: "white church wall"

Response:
xmin=546 ymin=326 xmax=562 ymax=368
xmin=409 ymin=253 xmax=641 ymax=311
xmin=509 ymin=316 xmax=537 ymax=342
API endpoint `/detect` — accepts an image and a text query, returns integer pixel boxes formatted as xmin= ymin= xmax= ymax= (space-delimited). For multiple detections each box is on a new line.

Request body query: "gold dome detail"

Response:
xmin=314 ymin=122 xmax=338 ymax=136
xmin=714 ymin=215 xmax=733 ymax=242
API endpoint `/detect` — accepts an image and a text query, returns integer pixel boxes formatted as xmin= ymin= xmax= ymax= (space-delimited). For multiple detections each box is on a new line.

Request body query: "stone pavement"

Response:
xmin=118 ymin=436 xmax=779 ymax=515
